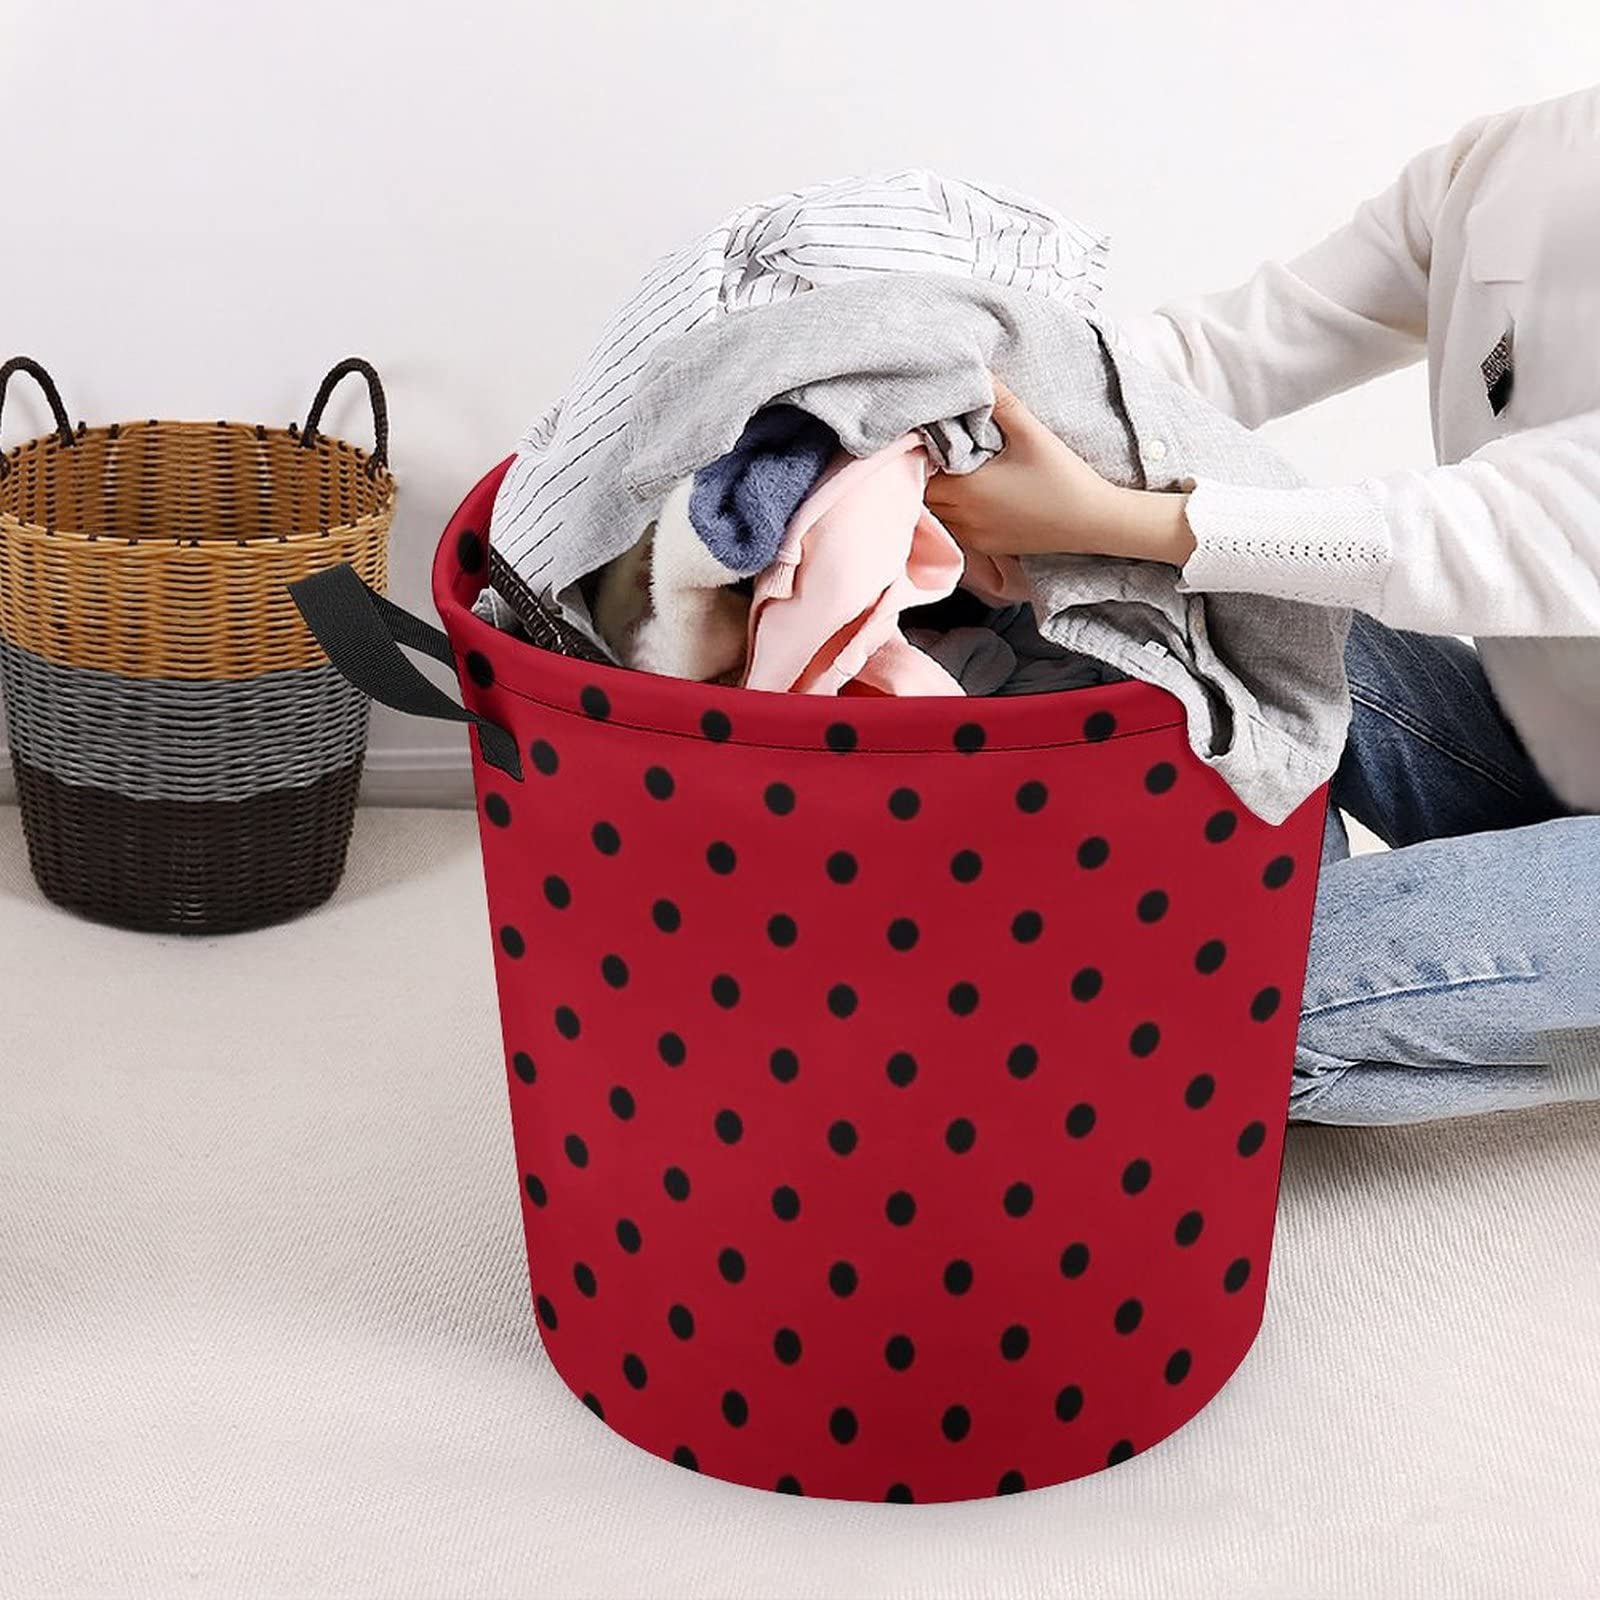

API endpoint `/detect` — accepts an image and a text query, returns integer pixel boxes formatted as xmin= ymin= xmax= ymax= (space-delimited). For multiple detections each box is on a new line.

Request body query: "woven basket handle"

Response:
xmin=0 ymin=357 xmax=75 ymax=478
xmin=301 ymin=357 xmax=389 ymax=473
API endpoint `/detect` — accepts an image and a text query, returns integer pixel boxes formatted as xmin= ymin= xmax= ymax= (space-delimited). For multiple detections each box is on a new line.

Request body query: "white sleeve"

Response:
xmin=1106 ymin=113 xmax=1493 ymax=425
xmin=1175 ymin=408 xmax=1600 ymax=636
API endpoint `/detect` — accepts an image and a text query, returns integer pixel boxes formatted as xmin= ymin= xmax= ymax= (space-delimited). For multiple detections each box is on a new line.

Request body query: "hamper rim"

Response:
xmin=0 ymin=420 xmax=396 ymax=545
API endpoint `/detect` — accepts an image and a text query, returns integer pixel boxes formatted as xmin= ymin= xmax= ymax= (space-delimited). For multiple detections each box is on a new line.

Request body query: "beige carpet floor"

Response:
xmin=2 ymin=807 xmax=1597 ymax=1600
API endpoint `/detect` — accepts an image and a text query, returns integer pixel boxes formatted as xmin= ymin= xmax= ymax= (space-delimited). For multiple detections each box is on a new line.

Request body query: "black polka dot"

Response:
xmin=1007 ymin=1043 xmax=1039 ymax=1080
xmin=536 ymin=1294 xmax=558 ymax=1329
xmin=456 ymin=529 xmax=485 ymax=572
xmin=824 ymin=721 xmax=857 ymax=753
xmin=512 ymin=1051 xmax=536 ymax=1085
xmin=941 ymin=1405 xmax=971 ymax=1442
xmin=563 ymin=1133 xmax=588 ymax=1168
xmin=1107 ymin=1440 xmax=1135 ymax=1467
xmin=543 ymin=875 xmax=571 ymax=910
xmin=827 ymin=983 xmax=858 ymax=1019
xmin=530 ymin=739 xmax=559 ymax=776
xmin=764 ymin=781 xmax=795 ymax=815
xmin=944 ymin=1259 xmax=974 ymax=1295
xmin=888 ymin=786 xmax=921 ymax=820
xmin=714 ymin=1108 xmax=743 ymax=1144
xmin=886 ymin=1483 xmax=914 ymax=1503
xmin=1174 ymin=1210 xmax=1204 ymax=1246
xmin=523 ymin=1173 xmax=547 ymax=1207
xmin=828 ymin=1261 xmax=858 ymax=1297
xmin=700 ymin=708 xmax=732 ymax=742
xmin=1114 ymin=1298 xmax=1144 ymax=1334
xmin=1070 ymin=967 xmax=1103 ymax=1002
xmin=465 ymin=651 xmax=494 ymax=688
xmin=554 ymin=1006 xmax=580 ymax=1040
xmin=672 ymin=1445 xmax=698 ymax=1471
xmin=1195 ymin=940 xmax=1227 ymax=974
xmin=1185 ymin=1074 xmax=1216 ymax=1109
xmin=580 ymin=685 xmax=610 ymax=720
xmin=829 ymin=1407 xmax=859 ymax=1444
xmin=1224 ymin=1257 xmax=1252 ymax=1293
xmin=950 ymin=849 xmax=983 ymax=883
xmin=663 ymin=1166 xmax=690 ymax=1201
xmin=615 ymin=1218 xmax=641 ymax=1253
xmin=945 ymin=1118 xmax=976 ymax=1154
xmin=953 ymin=722 xmax=986 ymax=754
xmin=827 ymin=1120 xmax=858 ymax=1156
xmin=1003 ymin=1182 xmax=1033 ymax=1218
xmin=717 ymin=1247 xmax=746 ymax=1284
xmin=582 ymin=1392 xmax=604 ymax=1419
xmin=1065 ymin=1103 xmax=1096 ymax=1139
xmin=948 ymin=982 xmax=979 ymax=1016
xmin=773 ymin=1327 xmax=802 ymax=1364
xmin=886 ymin=1051 xmax=918 ymax=1088
xmin=591 ymin=820 xmax=621 ymax=855
xmin=1083 ymin=710 xmax=1117 ymax=741
xmin=1237 ymin=1120 xmax=1268 ymax=1157
xmin=668 ymin=1303 xmax=695 ymax=1340
xmin=771 ymin=1185 xmax=801 ymax=1221
xmin=825 ymin=850 xmax=858 ymax=884
xmin=884 ymin=1334 xmax=915 ymax=1371
xmin=776 ymin=1475 xmax=803 ymax=1495
xmin=721 ymin=1388 xmax=749 ymax=1426
xmin=767 ymin=913 xmax=799 ymax=947
xmin=1000 ymin=1324 xmax=1030 ymax=1361
xmin=1054 ymin=1385 xmax=1084 ymax=1423
xmin=1204 ymin=809 xmax=1238 ymax=843
xmin=706 ymin=840 xmax=737 ymax=874
xmin=885 ymin=1190 xmax=917 ymax=1227
xmin=1010 ymin=910 xmax=1043 ymax=944
xmin=573 ymin=1262 xmax=596 ymax=1297
xmin=769 ymin=1047 xmax=799 ymax=1083
xmin=1121 ymin=1158 xmax=1152 ymax=1195
xmin=658 ymin=1031 xmax=687 ymax=1067
xmin=887 ymin=917 xmax=919 ymax=952
xmin=1251 ymin=986 xmax=1282 ymax=1022
xmin=644 ymin=765 xmax=675 ymax=800
xmin=1015 ymin=779 xmax=1049 ymax=813
xmin=484 ymin=792 xmax=511 ymax=828
xmin=1077 ymin=835 xmax=1110 ymax=869
xmin=996 ymin=1470 xmax=1026 ymax=1496
xmin=652 ymin=898 xmax=682 ymax=933
xmin=499 ymin=926 xmax=525 ymax=958
xmin=601 ymin=953 xmax=629 ymax=989
xmin=1137 ymin=889 xmax=1170 ymax=923
xmin=1129 ymin=1021 xmax=1161 ymax=1058
xmin=608 ymin=1086 xmax=635 ymax=1121
xmin=1165 ymin=1348 xmax=1193 ymax=1385
xmin=710 ymin=973 xmax=741 ymax=1009
xmin=1059 ymin=1242 xmax=1090 ymax=1278
xmin=1263 ymin=855 xmax=1296 ymax=889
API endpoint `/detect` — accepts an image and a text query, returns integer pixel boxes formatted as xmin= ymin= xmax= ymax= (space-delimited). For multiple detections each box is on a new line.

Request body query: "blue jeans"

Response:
xmin=1292 ymin=611 xmax=1600 ymax=1124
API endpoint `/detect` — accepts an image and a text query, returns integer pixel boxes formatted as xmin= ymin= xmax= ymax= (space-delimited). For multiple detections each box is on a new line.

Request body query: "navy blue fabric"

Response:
xmin=687 ymin=405 xmax=838 ymax=576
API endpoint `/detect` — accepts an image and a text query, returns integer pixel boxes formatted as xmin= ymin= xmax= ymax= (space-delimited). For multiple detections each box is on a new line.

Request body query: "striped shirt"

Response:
xmin=489 ymin=170 xmax=1108 ymax=598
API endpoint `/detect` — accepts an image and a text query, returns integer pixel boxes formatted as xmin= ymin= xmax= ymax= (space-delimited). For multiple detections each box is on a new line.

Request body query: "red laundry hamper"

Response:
xmin=292 ymin=458 xmax=1328 ymax=1505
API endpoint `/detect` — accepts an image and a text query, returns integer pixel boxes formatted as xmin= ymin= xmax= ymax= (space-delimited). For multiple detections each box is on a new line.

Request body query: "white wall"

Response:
xmin=1 ymin=0 xmax=1592 ymax=802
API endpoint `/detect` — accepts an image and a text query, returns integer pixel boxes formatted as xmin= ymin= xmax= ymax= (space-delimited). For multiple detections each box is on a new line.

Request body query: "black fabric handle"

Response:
xmin=289 ymin=564 xmax=522 ymax=780
xmin=301 ymin=357 xmax=389 ymax=472
xmin=0 ymin=357 xmax=75 ymax=478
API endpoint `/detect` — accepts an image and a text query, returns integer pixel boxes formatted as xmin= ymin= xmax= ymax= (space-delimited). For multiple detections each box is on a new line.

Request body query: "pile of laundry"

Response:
xmin=478 ymin=170 xmax=1353 ymax=824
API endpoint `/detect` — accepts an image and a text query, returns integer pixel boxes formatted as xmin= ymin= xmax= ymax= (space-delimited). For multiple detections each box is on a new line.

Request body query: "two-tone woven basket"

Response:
xmin=0 ymin=356 xmax=395 ymax=933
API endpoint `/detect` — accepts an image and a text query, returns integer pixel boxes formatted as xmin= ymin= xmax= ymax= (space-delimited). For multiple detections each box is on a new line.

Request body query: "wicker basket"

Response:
xmin=0 ymin=356 xmax=395 ymax=933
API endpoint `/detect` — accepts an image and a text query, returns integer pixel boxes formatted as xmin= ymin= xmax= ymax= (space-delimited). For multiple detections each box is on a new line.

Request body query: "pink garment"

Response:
xmin=741 ymin=437 xmax=967 ymax=697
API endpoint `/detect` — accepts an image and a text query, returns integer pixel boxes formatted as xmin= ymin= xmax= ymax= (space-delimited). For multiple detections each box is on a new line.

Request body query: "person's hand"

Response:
xmin=925 ymin=377 xmax=1197 ymax=567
